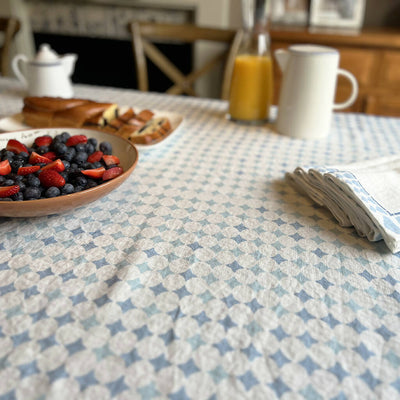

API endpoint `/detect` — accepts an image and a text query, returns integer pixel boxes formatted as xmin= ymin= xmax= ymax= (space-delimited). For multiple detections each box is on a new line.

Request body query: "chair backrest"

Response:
xmin=0 ymin=17 xmax=21 ymax=76
xmin=128 ymin=21 xmax=243 ymax=100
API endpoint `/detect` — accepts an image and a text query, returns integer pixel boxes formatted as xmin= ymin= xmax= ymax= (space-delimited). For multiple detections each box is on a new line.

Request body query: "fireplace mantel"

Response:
xmin=15 ymin=0 xmax=241 ymax=97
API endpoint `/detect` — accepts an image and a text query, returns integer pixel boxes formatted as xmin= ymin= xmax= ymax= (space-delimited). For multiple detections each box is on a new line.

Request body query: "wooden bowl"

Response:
xmin=0 ymin=128 xmax=138 ymax=217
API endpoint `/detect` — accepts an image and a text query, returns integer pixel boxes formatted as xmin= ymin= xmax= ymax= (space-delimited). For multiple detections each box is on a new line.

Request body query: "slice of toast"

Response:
xmin=22 ymin=105 xmax=54 ymax=128
xmin=53 ymin=102 xmax=118 ymax=128
xmin=84 ymin=103 xmax=118 ymax=127
xmin=124 ymin=117 xmax=172 ymax=144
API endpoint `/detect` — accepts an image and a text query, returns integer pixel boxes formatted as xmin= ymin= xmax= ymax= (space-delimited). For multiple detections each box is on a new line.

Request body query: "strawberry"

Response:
xmin=17 ymin=165 xmax=41 ymax=175
xmin=87 ymin=151 xmax=103 ymax=163
xmin=0 ymin=160 xmax=11 ymax=175
xmin=81 ymin=167 xmax=105 ymax=179
xmin=102 ymin=154 xmax=120 ymax=166
xmin=29 ymin=151 xmax=52 ymax=164
xmin=34 ymin=135 xmax=53 ymax=147
xmin=41 ymin=159 xmax=65 ymax=172
xmin=103 ymin=166 xmax=123 ymax=181
xmin=39 ymin=169 xmax=65 ymax=188
xmin=0 ymin=185 xmax=20 ymax=198
xmin=42 ymin=151 xmax=57 ymax=160
xmin=66 ymin=135 xmax=87 ymax=147
xmin=6 ymin=139 xmax=28 ymax=154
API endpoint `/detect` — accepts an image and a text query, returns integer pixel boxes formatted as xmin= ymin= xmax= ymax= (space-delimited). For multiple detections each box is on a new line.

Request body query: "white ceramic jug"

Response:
xmin=12 ymin=44 xmax=77 ymax=98
xmin=275 ymin=44 xmax=358 ymax=140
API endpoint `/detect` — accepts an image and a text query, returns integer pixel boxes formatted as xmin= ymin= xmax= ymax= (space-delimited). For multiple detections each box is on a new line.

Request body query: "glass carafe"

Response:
xmin=228 ymin=0 xmax=273 ymax=124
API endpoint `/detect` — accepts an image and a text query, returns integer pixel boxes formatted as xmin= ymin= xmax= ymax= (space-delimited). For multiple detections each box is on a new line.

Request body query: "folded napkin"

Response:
xmin=286 ymin=155 xmax=400 ymax=253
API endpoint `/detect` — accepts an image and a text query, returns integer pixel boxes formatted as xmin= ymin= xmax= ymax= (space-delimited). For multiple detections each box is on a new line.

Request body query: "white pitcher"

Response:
xmin=12 ymin=43 xmax=77 ymax=98
xmin=275 ymin=44 xmax=358 ymax=140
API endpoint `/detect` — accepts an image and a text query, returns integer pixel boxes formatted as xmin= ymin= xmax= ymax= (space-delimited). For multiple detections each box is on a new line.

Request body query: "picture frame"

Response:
xmin=309 ymin=0 xmax=366 ymax=29
xmin=270 ymin=0 xmax=309 ymax=26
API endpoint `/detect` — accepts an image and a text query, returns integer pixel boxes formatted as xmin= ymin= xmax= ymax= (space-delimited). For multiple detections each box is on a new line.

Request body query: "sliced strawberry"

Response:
xmin=41 ymin=159 xmax=65 ymax=172
xmin=0 ymin=185 xmax=20 ymax=198
xmin=66 ymin=135 xmax=87 ymax=147
xmin=87 ymin=151 xmax=103 ymax=163
xmin=103 ymin=166 xmax=123 ymax=181
xmin=0 ymin=160 xmax=11 ymax=175
xmin=17 ymin=165 xmax=41 ymax=175
xmin=34 ymin=135 xmax=52 ymax=147
xmin=6 ymin=139 xmax=28 ymax=154
xmin=102 ymin=154 xmax=120 ymax=166
xmin=42 ymin=151 xmax=57 ymax=161
xmin=81 ymin=167 xmax=105 ymax=179
xmin=39 ymin=169 xmax=65 ymax=188
xmin=29 ymin=151 xmax=52 ymax=164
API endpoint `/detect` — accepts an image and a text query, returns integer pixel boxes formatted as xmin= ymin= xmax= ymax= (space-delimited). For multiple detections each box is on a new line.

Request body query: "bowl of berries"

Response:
xmin=0 ymin=128 xmax=138 ymax=217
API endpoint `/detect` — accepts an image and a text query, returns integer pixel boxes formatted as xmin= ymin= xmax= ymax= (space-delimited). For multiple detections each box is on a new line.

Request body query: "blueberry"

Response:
xmin=59 ymin=171 xmax=68 ymax=180
xmin=85 ymin=143 xmax=95 ymax=154
xmin=75 ymin=143 xmax=86 ymax=153
xmin=37 ymin=146 xmax=49 ymax=154
xmin=74 ymin=152 xmax=88 ymax=164
xmin=54 ymin=142 xmax=68 ymax=155
xmin=60 ymin=131 xmax=70 ymax=142
xmin=51 ymin=137 xmax=62 ymax=148
xmin=2 ymin=150 xmax=14 ymax=161
xmin=62 ymin=183 xmax=74 ymax=194
xmin=63 ymin=148 xmax=76 ymax=162
xmin=74 ymin=176 xmax=87 ymax=187
xmin=27 ymin=175 xmax=40 ymax=187
xmin=11 ymin=159 xmax=24 ymax=172
xmin=0 ymin=176 xmax=5 ymax=184
xmin=74 ymin=185 xmax=84 ymax=193
xmin=67 ymin=169 xmax=80 ymax=179
xmin=105 ymin=164 xmax=118 ymax=170
xmin=83 ymin=162 xmax=93 ymax=169
xmin=88 ymin=138 xmax=97 ymax=148
xmin=11 ymin=192 xmax=24 ymax=201
xmin=62 ymin=160 xmax=70 ymax=169
xmin=24 ymin=186 xmax=41 ymax=200
xmin=45 ymin=186 xmax=60 ymax=198
xmin=100 ymin=141 xmax=112 ymax=155
xmin=86 ymin=180 xmax=98 ymax=189
xmin=16 ymin=152 xmax=29 ymax=160
xmin=17 ymin=181 xmax=26 ymax=191
xmin=93 ymin=161 xmax=102 ymax=168
xmin=4 ymin=179 xmax=14 ymax=186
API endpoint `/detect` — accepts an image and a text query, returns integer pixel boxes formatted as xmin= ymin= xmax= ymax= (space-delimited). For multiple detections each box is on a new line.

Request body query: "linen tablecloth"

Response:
xmin=1 ymin=78 xmax=400 ymax=400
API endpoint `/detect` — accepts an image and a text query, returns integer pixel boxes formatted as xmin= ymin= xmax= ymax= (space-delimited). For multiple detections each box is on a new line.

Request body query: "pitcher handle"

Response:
xmin=12 ymin=54 xmax=28 ymax=86
xmin=333 ymin=69 xmax=358 ymax=110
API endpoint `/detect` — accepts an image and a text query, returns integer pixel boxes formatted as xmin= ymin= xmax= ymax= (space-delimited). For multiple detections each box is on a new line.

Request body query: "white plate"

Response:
xmin=0 ymin=108 xmax=184 ymax=150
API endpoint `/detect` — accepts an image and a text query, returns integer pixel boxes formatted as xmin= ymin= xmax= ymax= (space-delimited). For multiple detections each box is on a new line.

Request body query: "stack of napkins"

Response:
xmin=286 ymin=155 xmax=400 ymax=253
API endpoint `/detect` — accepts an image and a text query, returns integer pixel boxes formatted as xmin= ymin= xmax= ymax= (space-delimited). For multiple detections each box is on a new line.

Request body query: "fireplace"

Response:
xmin=24 ymin=0 xmax=241 ymax=98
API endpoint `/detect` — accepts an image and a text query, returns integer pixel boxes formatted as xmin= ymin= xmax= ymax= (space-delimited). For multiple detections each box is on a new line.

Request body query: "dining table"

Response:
xmin=0 ymin=76 xmax=400 ymax=400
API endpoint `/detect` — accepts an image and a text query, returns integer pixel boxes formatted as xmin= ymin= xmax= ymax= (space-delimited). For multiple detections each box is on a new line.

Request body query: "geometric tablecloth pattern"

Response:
xmin=1 ymin=79 xmax=400 ymax=399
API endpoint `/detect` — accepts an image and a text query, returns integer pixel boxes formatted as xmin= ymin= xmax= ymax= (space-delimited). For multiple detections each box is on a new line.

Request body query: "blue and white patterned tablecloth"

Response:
xmin=1 ymin=78 xmax=400 ymax=400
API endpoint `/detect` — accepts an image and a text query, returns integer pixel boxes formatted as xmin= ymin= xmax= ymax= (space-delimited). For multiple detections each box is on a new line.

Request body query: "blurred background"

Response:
xmin=0 ymin=0 xmax=399 ymax=99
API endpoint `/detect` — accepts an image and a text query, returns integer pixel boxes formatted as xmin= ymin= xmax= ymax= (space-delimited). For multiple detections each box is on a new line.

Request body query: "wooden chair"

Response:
xmin=128 ymin=21 xmax=243 ymax=99
xmin=0 ymin=17 xmax=21 ymax=76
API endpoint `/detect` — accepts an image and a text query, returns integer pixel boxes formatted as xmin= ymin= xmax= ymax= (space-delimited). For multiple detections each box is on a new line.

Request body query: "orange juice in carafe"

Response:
xmin=229 ymin=54 xmax=273 ymax=122
xmin=228 ymin=0 xmax=273 ymax=124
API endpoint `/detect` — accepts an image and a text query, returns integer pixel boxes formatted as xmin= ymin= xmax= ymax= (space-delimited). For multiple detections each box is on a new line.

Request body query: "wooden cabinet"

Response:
xmin=270 ymin=27 xmax=400 ymax=116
